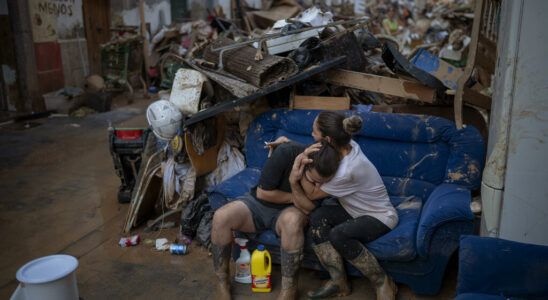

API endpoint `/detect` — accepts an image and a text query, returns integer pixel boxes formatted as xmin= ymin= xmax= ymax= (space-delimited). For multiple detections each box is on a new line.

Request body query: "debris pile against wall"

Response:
xmin=116 ymin=0 xmax=497 ymax=252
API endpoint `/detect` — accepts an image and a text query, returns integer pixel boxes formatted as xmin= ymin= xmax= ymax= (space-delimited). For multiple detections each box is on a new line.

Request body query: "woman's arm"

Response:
xmin=300 ymin=178 xmax=330 ymax=200
xmin=290 ymin=181 xmax=316 ymax=215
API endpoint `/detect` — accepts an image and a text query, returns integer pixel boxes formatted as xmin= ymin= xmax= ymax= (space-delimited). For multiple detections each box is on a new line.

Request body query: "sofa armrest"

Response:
xmin=416 ymin=183 xmax=474 ymax=257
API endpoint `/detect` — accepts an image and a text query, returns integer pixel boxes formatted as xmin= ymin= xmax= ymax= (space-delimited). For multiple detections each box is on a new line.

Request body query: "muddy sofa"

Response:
xmin=456 ymin=235 xmax=548 ymax=299
xmin=208 ymin=108 xmax=485 ymax=295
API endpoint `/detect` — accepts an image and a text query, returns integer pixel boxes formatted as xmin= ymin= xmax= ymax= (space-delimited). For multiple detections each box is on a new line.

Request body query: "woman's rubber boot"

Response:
xmin=211 ymin=243 xmax=232 ymax=300
xmin=307 ymin=242 xmax=351 ymax=299
xmin=277 ymin=248 xmax=303 ymax=300
xmin=348 ymin=245 xmax=397 ymax=300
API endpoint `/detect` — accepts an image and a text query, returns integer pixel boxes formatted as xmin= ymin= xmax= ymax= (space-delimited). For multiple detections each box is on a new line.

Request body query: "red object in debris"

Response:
xmin=116 ymin=130 xmax=143 ymax=141
xmin=182 ymin=38 xmax=191 ymax=48
xmin=119 ymin=234 xmax=140 ymax=247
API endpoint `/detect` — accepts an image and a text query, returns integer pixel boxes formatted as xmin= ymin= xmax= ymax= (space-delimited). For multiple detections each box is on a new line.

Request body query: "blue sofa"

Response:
xmin=208 ymin=109 xmax=485 ymax=295
xmin=456 ymin=235 xmax=548 ymax=300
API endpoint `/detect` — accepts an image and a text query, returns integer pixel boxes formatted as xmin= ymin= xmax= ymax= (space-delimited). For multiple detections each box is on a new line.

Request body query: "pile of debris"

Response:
xmin=113 ymin=0 xmax=498 ymax=252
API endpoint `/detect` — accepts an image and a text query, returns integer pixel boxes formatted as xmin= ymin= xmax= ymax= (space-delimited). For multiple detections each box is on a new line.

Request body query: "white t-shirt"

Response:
xmin=320 ymin=140 xmax=399 ymax=229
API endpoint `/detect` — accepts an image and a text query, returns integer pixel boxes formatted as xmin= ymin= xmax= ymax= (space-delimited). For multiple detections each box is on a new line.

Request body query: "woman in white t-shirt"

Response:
xmin=266 ymin=111 xmax=398 ymax=300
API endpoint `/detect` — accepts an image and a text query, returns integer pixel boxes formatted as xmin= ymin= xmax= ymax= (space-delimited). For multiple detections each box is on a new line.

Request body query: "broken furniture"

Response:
xmin=455 ymin=235 xmax=548 ymax=299
xmin=109 ymin=128 xmax=150 ymax=203
xmin=203 ymin=36 xmax=299 ymax=88
xmin=208 ymin=108 xmax=485 ymax=295
xmin=101 ymin=37 xmax=144 ymax=94
xmin=182 ymin=56 xmax=346 ymax=128
xmin=454 ymin=0 xmax=500 ymax=129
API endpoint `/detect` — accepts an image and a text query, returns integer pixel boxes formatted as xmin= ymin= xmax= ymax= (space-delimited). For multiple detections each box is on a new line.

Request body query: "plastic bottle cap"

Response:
xmin=257 ymin=245 xmax=265 ymax=251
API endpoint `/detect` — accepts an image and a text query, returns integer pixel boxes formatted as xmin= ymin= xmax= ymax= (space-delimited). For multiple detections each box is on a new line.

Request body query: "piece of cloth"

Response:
xmin=310 ymin=203 xmax=391 ymax=260
xmin=251 ymin=142 xmax=307 ymax=209
xmin=320 ymin=140 xmax=398 ymax=229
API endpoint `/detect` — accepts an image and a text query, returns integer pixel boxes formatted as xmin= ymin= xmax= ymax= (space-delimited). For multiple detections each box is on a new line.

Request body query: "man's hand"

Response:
xmin=289 ymin=153 xmax=312 ymax=184
xmin=264 ymin=136 xmax=291 ymax=158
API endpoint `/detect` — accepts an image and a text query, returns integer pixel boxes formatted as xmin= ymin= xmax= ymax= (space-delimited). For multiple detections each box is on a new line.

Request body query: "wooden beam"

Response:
xmin=322 ymin=69 xmax=436 ymax=103
xmin=454 ymin=0 xmax=484 ymax=129
xmin=293 ymin=95 xmax=350 ymax=110
xmin=463 ymin=87 xmax=492 ymax=110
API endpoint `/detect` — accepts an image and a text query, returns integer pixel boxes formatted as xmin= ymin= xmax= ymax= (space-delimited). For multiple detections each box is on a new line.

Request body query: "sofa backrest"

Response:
xmin=245 ymin=109 xmax=485 ymax=199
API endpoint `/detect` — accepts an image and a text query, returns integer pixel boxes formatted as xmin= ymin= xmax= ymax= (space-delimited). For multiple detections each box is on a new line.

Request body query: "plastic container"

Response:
xmin=11 ymin=254 xmax=79 ymax=300
xmin=251 ymin=245 xmax=272 ymax=292
xmin=234 ymin=238 xmax=251 ymax=284
xmin=170 ymin=244 xmax=187 ymax=255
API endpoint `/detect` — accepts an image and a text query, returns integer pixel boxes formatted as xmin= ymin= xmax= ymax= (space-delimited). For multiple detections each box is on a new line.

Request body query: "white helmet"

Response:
xmin=146 ymin=100 xmax=183 ymax=141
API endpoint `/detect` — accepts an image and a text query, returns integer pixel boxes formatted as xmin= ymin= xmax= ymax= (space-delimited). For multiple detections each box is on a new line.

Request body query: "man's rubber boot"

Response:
xmin=277 ymin=248 xmax=303 ymax=300
xmin=348 ymin=245 xmax=397 ymax=300
xmin=211 ymin=243 xmax=232 ymax=300
xmin=307 ymin=242 xmax=351 ymax=299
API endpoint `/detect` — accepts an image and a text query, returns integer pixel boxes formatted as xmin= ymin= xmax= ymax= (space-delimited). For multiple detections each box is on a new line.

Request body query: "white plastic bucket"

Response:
xmin=11 ymin=254 xmax=79 ymax=300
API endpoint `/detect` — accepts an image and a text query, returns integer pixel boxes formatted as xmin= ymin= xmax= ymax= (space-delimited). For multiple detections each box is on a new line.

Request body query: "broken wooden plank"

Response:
xmin=463 ymin=87 xmax=492 ymax=110
xmin=293 ymin=95 xmax=350 ymax=110
xmin=183 ymin=56 xmax=346 ymax=128
xmin=322 ymin=69 xmax=436 ymax=103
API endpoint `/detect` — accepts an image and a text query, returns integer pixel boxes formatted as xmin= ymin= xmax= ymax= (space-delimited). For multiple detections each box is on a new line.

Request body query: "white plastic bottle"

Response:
xmin=234 ymin=238 xmax=252 ymax=284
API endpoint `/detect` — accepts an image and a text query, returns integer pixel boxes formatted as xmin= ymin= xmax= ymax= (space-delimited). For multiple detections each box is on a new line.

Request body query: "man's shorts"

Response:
xmin=237 ymin=193 xmax=292 ymax=233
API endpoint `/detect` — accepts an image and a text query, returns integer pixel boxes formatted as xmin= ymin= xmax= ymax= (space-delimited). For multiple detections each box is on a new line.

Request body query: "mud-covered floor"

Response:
xmin=0 ymin=95 xmax=458 ymax=299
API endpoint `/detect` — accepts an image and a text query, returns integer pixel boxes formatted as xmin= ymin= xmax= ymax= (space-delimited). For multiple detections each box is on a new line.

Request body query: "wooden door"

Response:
xmin=83 ymin=0 xmax=111 ymax=75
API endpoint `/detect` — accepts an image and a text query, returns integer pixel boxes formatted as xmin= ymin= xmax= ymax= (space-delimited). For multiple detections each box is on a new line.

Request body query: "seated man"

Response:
xmin=211 ymin=140 xmax=340 ymax=300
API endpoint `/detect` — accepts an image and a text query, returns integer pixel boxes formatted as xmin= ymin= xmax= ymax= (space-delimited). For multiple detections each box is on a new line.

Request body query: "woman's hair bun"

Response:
xmin=342 ymin=115 xmax=363 ymax=135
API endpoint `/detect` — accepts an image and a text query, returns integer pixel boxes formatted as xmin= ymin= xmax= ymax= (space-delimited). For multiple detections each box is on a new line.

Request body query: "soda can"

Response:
xmin=170 ymin=244 xmax=187 ymax=255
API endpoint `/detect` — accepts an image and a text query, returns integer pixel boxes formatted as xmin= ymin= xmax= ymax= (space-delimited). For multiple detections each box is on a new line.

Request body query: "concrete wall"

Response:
xmin=111 ymin=0 xmax=171 ymax=36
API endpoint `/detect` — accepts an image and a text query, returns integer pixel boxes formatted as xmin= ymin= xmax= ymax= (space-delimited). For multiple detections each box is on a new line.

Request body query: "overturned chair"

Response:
xmin=208 ymin=108 xmax=485 ymax=295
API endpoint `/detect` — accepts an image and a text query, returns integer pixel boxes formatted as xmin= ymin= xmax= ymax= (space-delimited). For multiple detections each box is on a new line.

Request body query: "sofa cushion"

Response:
xmin=382 ymin=176 xmax=436 ymax=201
xmin=367 ymin=196 xmax=421 ymax=262
xmin=245 ymin=196 xmax=422 ymax=263
xmin=357 ymin=136 xmax=450 ymax=186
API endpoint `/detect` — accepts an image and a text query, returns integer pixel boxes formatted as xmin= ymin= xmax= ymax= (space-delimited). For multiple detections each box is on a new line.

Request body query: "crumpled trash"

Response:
xmin=162 ymin=158 xmax=196 ymax=210
xmin=281 ymin=22 xmax=310 ymax=35
xmin=195 ymin=210 xmax=214 ymax=247
xmin=205 ymin=142 xmax=246 ymax=188
xmin=155 ymin=238 xmax=170 ymax=251
xmin=119 ymin=235 xmax=140 ymax=247
xmin=180 ymin=193 xmax=210 ymax=238
xmin=287 ymin=37 xmax=323 ymax=70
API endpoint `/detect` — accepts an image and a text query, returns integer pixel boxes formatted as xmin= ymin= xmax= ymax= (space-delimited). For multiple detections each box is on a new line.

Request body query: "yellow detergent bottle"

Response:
xmin=251 ymin=245 xmax=271 ymax=292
